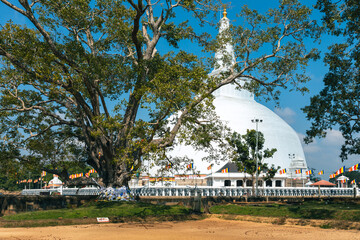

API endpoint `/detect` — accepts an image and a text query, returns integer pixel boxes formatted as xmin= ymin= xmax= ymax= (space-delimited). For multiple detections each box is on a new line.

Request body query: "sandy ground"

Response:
xmin=0 ymin=218 xmax=359 ymax=240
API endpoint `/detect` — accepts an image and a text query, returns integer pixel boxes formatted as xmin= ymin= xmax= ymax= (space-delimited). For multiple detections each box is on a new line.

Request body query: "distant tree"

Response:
xmin=0 ymin=144 xmax=22 ymax=191
xmin=0 ymin=0 xmax=319 ymax=187
xmin=227 ymin=130 xmax=278 ymax=193
xmin=308 ymin=168 xmax=320 ymax=182
xmin=303 ymin=0 xmax=360 ymax=160
xmin=263 ymin=166 xmax=281 ymax=182
xmin=344 ymin=171 xmax=360 ymax=187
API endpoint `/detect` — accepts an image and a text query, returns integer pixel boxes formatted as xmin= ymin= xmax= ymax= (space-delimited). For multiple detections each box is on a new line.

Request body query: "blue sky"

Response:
xmin=0 ymin=0 xmax=358 ymax=180
xmin=226 ymin=0 xmax=360 ymax=179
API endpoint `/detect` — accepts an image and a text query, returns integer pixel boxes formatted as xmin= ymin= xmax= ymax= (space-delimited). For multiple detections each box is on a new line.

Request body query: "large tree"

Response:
xmin=0 ymin=0 xmax=319 ymax=187
xmin=303 ymin=0 xmax=360 ymax=160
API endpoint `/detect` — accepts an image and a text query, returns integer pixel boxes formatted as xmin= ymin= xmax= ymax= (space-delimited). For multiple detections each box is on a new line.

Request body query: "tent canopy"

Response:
xmin=310 ymin=180 xmax=336 ymax=186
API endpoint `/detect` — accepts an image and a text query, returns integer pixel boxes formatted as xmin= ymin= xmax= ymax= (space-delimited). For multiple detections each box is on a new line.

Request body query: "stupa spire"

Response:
xmin=212 ymin=9 xmax=254 ymax=101
xmin=223 ymin=6 xmax=227 ymax=18
xmin=215 ymin=7 xmax=234 ymax=70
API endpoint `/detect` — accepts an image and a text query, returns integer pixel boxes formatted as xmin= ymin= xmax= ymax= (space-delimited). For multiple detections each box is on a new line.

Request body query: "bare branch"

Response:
xmin=0 ymin=0 xmax=26 ymax=15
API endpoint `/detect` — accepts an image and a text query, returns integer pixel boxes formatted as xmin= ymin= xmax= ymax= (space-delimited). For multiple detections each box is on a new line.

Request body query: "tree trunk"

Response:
xmin=95 ymin=154 xmax=133 ymax=188
xmin=85 ymin=136 xmax=143 ymax=188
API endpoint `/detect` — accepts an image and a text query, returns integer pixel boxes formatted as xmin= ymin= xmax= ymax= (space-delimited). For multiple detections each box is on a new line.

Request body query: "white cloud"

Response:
xmin=274 ymin=107 xmax=296 ymax=124
xmin=299 ymin=130 xmax=360 ymax=179
xmin=322 ymin=130 xmax=344 ymax=146
xmin=297 ymin=132 xmax=320 ymax=153
xmin=303 ymin=144 xmax=321 ymax=154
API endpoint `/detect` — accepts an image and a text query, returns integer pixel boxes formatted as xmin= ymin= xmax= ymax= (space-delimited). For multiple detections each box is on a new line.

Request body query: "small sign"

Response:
xmin=97 ymin=217 xmax=110 ymax=223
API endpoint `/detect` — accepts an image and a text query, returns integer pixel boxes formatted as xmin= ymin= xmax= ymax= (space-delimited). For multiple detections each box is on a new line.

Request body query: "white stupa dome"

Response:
xmin=168 ymin=87 xmax=307 ymax=176
xmin=149 ymin=12 xmax=308 ymax=178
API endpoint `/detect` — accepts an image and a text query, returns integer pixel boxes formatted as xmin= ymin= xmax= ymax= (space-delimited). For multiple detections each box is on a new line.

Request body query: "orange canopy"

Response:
xmin=310 ymin=180 xmax=336 ymax=186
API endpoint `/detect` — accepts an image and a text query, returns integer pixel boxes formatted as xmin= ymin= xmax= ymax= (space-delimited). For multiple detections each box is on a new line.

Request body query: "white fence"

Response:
xmin=132 ymin=186 xmax=356 ymax=197
xmin=22 ymin=186 xmax=357 ymax=197
xmin=21 ymin=187 xmax=100 ymax=196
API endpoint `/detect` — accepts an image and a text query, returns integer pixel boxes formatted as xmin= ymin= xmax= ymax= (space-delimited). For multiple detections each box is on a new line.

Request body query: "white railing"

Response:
xmin=131 ymin=186 xmax=355 ymax=197
xmin=21 ymin=186 xmax=356 ymax=197
xmin=21 ymin=187 xmax=100 ymax=196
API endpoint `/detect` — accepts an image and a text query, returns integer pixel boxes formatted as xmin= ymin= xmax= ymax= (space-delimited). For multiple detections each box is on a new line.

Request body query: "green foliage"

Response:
xmin=227 ymin=130 xmax=278 ymax=179
xmin=0 ymin=0 xmax=319 ymax=186
xmin=308 ymin=167 xmax=321 ymax=182
xmin=344 ymin=171 xmax=360 ymax=187
xmin=0 ymin=144 xmax=23 ymax=190
xmin=0 ymin=176 xmax=20 ymax=191
xmin=3 ymin=201 xmax=191 ymax=221
xmin=303 ymin=0 xmax=360 ymax=160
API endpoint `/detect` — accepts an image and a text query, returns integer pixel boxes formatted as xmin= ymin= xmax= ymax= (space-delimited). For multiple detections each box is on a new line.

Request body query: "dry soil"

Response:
xmin=0 ymin=217 xmax=359 ymax=240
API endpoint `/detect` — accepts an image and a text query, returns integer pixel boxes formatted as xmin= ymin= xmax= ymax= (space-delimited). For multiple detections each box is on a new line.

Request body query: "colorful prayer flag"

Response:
xmin=329 ymin=174 xmax=336 ymax=179
xmin=279 ymin=168 xmax=286 ymax=174
xmin=221 ymin=168 xmax=229 ymax=173
xmin=351 ymin=179 xmax=356 ymax=184
xmin=74 ymin=173 xmax=83 ymax=178
xmin=318 ymin=170 xmax=324 ymax=175
xmin=295 ymin=169 xmax=302 ymax=174
xmin=348 ymin=164 xmax=359 ymax=172
xmin=335 ymin=166 xmax=345 ymax=176
xmin=41 ymin=171 xmax=46 ymax=177
xmin=207 ymin=164 xmax=212 ymax=170
xmin=187 ymin=163 xmax=193 ymax=169
xmin=305 ymin=170 xmax=313 ymax=175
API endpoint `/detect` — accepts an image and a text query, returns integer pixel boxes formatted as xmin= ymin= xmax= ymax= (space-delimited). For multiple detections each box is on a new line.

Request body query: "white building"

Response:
xmin=45 ymin=175 xmax=63 ymax=189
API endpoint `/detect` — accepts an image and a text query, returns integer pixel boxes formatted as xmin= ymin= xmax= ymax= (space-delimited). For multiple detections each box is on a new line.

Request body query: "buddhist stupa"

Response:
xmin=146 ymin=10 xmax=308 ymax=184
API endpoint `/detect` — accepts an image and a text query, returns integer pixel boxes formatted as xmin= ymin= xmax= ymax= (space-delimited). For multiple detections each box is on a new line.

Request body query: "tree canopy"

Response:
xmin=0 ymin=0 xmax=319 ymax=187
xmin=303 ymin=0 xmax=360 ymax=160
xmin=227 ymin=130 xmax=278 ymax=183
xmin=0 ymin=144 xmax=22 ymax=190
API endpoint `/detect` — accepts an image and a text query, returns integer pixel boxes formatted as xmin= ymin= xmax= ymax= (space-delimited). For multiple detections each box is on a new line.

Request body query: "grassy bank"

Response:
xmin=209 ymin=201 xmax=360 ymax=222
xmin=0 ymin=201 xmax=195 ymax=227
xmin=2 ymin=200 xmax=360 ymax=229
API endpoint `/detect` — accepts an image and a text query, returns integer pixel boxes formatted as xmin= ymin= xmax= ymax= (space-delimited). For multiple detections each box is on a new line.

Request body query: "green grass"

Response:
xmin=3 ymin=200 xmax=360 ymax=228
xmin=3 ymin=201 xmax=192 ymax=221
xmin=209 ymin=201 xmax=360 ymax=222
